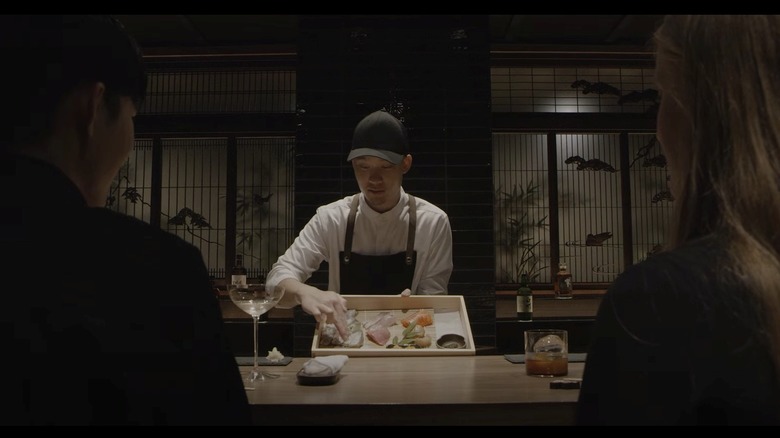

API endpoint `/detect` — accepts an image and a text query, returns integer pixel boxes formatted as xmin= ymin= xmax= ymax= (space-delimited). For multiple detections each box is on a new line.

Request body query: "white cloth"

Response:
xmin=266 ymin=188 xmax=453 ymax=295
xmin=300 ymin=355 xmax=349 ymax=376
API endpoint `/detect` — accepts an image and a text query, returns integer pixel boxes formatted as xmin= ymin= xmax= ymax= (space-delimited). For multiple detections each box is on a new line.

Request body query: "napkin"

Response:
xmin=300 ymin=355 xmax=349 ymax=377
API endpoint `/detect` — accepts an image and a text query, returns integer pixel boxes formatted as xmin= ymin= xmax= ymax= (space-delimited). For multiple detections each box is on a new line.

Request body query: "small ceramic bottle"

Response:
xmin=553 ymin=262 xmax=573 ymax=300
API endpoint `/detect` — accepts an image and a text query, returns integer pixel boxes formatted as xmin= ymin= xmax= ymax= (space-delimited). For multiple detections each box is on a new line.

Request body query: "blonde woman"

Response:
xmin=577 ymin=15 xmax=780 ymax=425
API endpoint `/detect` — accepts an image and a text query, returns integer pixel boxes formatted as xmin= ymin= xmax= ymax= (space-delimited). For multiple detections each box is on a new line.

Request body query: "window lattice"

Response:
xmin=628 ymin=133 xmax=673 ymax=263
xmin=107 ymin=137 xmax=296 ymax=280
xmin=493 ymin=132 xmax=668 ymax=285
xmin=491 ymin=67 xmax=657 ymax=114
xmin=493 ymin=133 xmax=551 ymax=284
xmin=160 ymin=138 xmax=228 ymax=274
xmin=140 ymin=69 xmax=296 ymax=115
xmin=557 ymin=134 xmax=624 ymax=283
xmin=236 ymin=137 xmax=296 ymax=277
xmin=107 ymin=139 xmax=153 ymax=223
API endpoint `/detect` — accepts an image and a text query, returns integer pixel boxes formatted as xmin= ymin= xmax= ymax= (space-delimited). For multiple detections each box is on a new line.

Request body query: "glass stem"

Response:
xmin=252 ymin=315 xmax=259 ymax=370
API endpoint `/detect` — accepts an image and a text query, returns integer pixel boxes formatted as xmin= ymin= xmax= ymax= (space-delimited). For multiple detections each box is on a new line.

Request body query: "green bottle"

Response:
xmin=516 ymin=272 xmax=533 ymax=321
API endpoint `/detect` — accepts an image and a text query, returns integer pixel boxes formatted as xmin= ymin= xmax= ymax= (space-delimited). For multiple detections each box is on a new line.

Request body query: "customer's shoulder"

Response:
xmin=608 ymin=237 xmax=728 ymax=307
xmin=620 ymin=237 xmax=724 ymax=284
xmin=604 ymin=236 xmax=753 ymax=346
xmin=83 ymin=208 xmax=200 ymax=257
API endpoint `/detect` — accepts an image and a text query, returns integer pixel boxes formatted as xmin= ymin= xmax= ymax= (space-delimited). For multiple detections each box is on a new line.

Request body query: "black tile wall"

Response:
xmin=294 ymin=15 xmax=495 ymax=357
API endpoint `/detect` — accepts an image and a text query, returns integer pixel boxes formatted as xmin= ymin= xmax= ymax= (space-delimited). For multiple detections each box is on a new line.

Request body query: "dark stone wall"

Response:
xmin=294 ymin=15 xmax=494 ymax=356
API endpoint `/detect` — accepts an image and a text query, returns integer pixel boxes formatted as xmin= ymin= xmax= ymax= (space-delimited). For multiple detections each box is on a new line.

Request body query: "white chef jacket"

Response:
xmin=266 ymin=188 xmax=453 ymax=295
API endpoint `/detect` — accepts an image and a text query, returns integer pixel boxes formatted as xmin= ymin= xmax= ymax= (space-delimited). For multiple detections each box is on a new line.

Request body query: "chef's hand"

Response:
xmin=276 ymin=278 xmax=350 ymax=340
xmin=400 ymin=288 xmax=411 ymax=297
xmin=299 ymin=289 xmax=350 ymax=340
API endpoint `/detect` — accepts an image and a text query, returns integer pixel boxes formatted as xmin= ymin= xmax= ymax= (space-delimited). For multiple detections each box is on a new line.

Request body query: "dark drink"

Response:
xmin=525 ymin=353 xmax=568 ymax=377
xmin=524 ymin=329 xmax=569 ymax=377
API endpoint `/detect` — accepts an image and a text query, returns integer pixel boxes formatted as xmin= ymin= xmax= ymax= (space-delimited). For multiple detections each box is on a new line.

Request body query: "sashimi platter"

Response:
xmin=311 ymin=295 xmax=475 ymax=357
xmin=319 ymin=308 xmax=438 ymax=349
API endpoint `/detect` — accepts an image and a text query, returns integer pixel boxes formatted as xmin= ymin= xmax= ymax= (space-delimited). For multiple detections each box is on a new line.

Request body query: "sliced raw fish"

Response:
xmin=363 ymin=311 xmax=397 ymax=330
xmin=318 ymin=308 xmax=364 ymax=348
xmin=366 ymin=325 xmax=391 ymax=346
xmin=400 ymin=310 xmax=433 ymax=327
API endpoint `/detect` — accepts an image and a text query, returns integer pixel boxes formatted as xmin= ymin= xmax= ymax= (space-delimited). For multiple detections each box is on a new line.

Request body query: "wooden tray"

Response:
xmin=311 ymin=295 xmax=475 ymax=357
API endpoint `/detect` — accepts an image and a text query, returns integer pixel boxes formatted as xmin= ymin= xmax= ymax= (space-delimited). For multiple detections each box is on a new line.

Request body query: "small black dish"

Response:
xmin=296 ymin=370 xmax=340 ymax=386
xmin=436 ymin=333 xmax=466 ymax=349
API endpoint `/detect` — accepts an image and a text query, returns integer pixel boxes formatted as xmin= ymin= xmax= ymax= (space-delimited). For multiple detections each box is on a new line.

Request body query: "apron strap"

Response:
xmin=344 ymin=193 xmax=417 ymax=266
xmin=406 ymin=195 xmax=416 ymax=266
xmin=343 ymin=195 xmax=360 ymax=264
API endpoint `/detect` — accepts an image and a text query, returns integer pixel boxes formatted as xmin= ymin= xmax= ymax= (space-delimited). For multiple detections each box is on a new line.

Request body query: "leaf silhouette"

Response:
xmin=121 ymin=187 xmax=143 ymax=204
xmin=167 ymin=214 xmax=186 ymax=226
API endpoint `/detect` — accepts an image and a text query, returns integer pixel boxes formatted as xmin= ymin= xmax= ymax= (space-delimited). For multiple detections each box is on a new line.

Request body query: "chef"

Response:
xmin=266 ymin=110 xmax=453 ymax=339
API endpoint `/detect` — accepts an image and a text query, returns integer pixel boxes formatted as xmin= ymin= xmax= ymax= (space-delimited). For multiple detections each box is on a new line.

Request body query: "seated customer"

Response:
xmin=0 ymin=15 xmax=250 ymax=425
xmin=577 ymin=15 xmax=780 ymax=425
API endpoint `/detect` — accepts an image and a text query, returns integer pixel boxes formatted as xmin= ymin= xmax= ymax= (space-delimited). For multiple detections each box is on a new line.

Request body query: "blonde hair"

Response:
xmin=655 ymin=15 xmax=780 ymax=371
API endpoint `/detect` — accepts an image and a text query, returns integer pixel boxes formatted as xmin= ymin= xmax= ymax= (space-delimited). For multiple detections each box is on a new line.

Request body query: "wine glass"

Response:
xmin=228 ymin=282 xmax=285 ymax=388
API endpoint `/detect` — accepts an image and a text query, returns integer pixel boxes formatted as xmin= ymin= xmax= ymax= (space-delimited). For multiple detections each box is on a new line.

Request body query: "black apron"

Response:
xmin=339 ymin=194 xmax=417 ymax=295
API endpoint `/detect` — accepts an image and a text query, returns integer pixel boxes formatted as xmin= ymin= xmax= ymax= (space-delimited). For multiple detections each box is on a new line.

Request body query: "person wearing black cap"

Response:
xmin=266 ymin=110 xmax=453 ymax=339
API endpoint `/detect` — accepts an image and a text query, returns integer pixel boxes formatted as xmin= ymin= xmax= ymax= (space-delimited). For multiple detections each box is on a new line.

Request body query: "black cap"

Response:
xmin=347 ymin=110 xmax=409 ymax=165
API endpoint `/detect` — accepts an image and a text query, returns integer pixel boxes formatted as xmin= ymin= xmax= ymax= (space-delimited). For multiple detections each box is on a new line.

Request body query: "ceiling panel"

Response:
xmin=185 ymin=15 xmax=298 ymax=45
xmin=502 ymin=15 xmax=627 ymax=43
xmin=114 ymin=15 xmax=206 ymax=46
xmin=116 ymin=15 xmax=663 ymax=52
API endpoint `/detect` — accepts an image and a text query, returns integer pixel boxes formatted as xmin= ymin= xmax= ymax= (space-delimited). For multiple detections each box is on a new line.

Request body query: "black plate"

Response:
xmin=296 ymin=370 xmax=340 ymax=386
xmin=256 ymin=356 xmax=293 ymax=366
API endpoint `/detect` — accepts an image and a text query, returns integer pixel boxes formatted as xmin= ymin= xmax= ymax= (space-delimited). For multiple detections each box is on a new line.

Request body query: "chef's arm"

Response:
xmin=273 ymin=277 xmax=306 ymax=309
xmin=417 ymin=215 xmax=454 ymax=295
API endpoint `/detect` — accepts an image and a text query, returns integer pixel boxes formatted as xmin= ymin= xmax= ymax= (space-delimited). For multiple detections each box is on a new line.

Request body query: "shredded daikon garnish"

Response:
xmin=266 ymin=347 xmax=284 ymax=362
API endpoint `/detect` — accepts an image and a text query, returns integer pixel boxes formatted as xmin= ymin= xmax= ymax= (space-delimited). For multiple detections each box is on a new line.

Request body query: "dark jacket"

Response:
xmin=577 ymin=236 xmax=780 ymax=425
xmin=0 ymin=154 xmax=251 ymax=425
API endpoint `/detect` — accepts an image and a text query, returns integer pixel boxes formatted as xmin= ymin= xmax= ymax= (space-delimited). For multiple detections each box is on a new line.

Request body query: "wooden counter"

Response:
xmin=244 ymin=355 xmax=583 ymax=425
